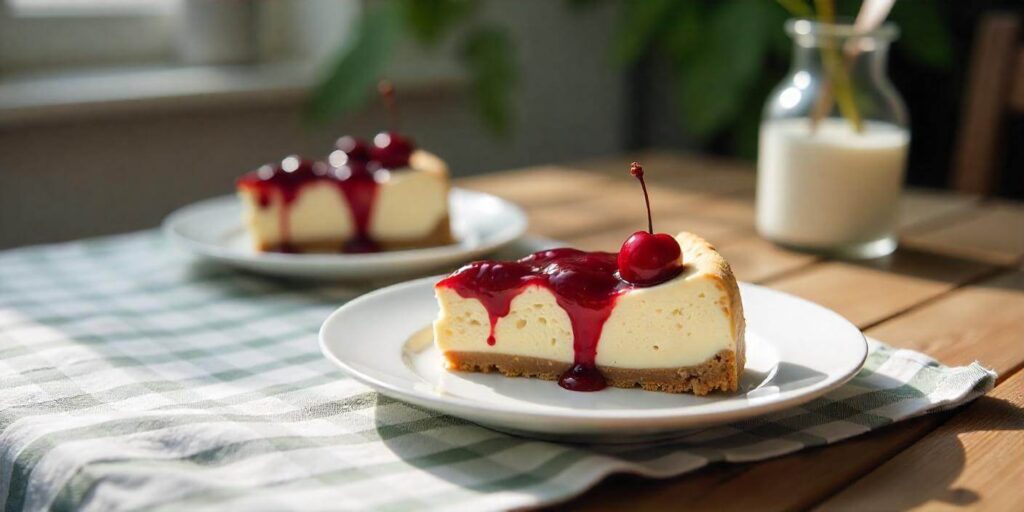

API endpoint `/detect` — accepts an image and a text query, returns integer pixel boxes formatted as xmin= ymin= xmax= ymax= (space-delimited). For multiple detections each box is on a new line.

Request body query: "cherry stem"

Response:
xmin=378 ymin=80 xmax=400 ymax=133
xmin=630 ymin=162 xmax=653 ymax=234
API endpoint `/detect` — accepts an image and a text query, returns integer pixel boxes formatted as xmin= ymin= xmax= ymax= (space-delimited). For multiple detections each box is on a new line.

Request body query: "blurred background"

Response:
xmin=0 ymin=0 xmax=1021 ymax=249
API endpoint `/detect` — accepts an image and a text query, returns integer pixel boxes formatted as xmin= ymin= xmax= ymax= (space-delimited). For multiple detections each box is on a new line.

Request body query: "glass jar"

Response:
xmin=756 ymin=19 xmax=909 ymax=259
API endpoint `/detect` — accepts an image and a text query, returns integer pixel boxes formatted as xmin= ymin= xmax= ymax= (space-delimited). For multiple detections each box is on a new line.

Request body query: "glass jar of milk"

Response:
xmin=757 ymin=19 xmax=909 ymax=259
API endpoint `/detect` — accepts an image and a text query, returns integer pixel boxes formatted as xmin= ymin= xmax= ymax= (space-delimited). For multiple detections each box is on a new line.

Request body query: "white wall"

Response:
xmin=0 ymin=0 xmax=625 ymax=248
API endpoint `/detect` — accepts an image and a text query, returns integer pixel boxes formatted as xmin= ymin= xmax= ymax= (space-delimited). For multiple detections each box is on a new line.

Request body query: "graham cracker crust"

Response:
xmin=257 ymin=215 xmax=453 ymax=253
xmin=443 ymin=350 xmax=739 ymax=395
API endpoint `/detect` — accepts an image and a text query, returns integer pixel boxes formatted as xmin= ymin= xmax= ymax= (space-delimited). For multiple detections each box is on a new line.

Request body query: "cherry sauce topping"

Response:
xmin=327 ymin=159 xmax=382 ymax=253
xmin=237 ymin=152 xmax=393 ymax=253
xmin=438 ymin=248 xmax=638 ymax=392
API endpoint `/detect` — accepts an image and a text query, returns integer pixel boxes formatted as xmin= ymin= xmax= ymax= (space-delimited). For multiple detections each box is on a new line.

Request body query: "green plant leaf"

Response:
xmin=564 ymin=0 xmax=607 ymax=12
xmin=613 ymin=0 xmax=677 ymax=65
xmin=661 ymin=0 xmax=704 ymax=60
xmin=676 ymin=0 xmax=774 ymax=137
xmin=730 ymin=100 xmax=762 ymax=160
xmin=766 ymin=2 xmax=793 ymax=61
xmin=889 ymin=0 xmax=952 ymax=70
xmin=305 ymin=3 xmax=402 ymax=124
xmin=675 ymin=54 xmax=743 ymax=138
xmin=731 ymin=74 xmax=779 ymax=159
xmin=400 ymin=0 xmax=480 ymax=47
xmin=460 ymin=27 xmax=516 ymax=135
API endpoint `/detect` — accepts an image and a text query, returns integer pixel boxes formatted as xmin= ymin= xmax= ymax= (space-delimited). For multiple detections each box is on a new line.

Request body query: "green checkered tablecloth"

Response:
xmin=0 ymin=232 xmax=995 ymax=511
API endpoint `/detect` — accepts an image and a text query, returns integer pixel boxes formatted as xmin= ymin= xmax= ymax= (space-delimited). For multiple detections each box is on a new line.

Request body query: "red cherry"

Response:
xmin=616 ymin=162 xmax=683 ymax=286
xmin=370 ymin=80 xmax=416 ymax=168
xmin=371 ymin=131 xmax=414 ymax=169
xmin=618 ymin=231 xmax=682 ymax=285
xmin=335 ymin=136 xmax=370 ymax=162
xmin=327 ymin=158 xmax=374 ymax=182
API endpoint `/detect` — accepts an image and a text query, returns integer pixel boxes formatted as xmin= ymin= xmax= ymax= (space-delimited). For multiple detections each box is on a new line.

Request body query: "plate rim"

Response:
xmin=319 ymin=276 xmax=868 ymax=427
xmin=160 ymin=188 xmax=528 ymax=266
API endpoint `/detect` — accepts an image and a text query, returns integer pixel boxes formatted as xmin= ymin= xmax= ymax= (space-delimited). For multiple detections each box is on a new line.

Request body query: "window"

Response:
xmin=0 ymin=0 xmax=357 ymax=73
xmin=7 ymin=0 xmax=173 ymax=16
xmin=0 ymin=1 xmax=365 ymax=122
xmin=0 ymin=0 xmax=174 ymax=72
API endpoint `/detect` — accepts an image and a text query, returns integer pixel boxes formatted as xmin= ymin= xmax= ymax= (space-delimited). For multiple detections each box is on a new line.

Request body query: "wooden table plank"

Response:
xmin=573 ymin=153 xmax=977 ymax=232
xmin=680 ymin=190 xmax=758 ymax=230
xmin=640 ymin=416 xmax=949 ymax=512
xmin=570 ymin=151 xmax=757 ymax=195
xmin=716 ymin=236 xmax=820 ymax=284
xmin=567 ymin=183 xmax=734 ymax=220
xmin=897 ymin=189 xmax=979 ymax=230
xmin=765 ymin=248 xmax=996 ymax=328
xmin=903 ymin=202 xmax=1024 ymax=266
xmin=866 ymin=270 xmax=1024 ymax=377
xmin=527 ymin=201 xmax=633 ymax=239
xmin=565 ymin=187 xmax=978 ymax=236
xmin=816 ymin=369 xmax=1024 ymax=511
xmin=456 ymin=165 xmax=615 ymax=208
xmin=559 ymin=187 xmax=979 ymax=287
xmin=564 ymin=217 xmax=750 ymax=252
xmin=566 ymin=186 xmax=979 ymax=238
xmin=547 ymin=468 xmax=741 ymax=511
xmin=459 ymin=159 xmax=980 ymax=253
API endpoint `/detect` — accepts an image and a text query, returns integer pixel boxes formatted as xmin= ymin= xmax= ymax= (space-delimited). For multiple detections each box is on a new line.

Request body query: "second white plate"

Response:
xmin=162 ymin=188 xmax=528 ymax=280
xmin=320 ymin=277 xmax=868 ymax=443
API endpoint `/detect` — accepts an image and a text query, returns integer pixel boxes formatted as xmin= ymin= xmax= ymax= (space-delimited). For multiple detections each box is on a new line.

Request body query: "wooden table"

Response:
xmin=457 ymin=151 xmax=1024 ymax=511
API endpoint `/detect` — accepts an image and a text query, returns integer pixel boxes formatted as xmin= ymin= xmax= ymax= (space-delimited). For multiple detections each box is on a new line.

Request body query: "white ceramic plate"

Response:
xmin=162 ymin=188 xmax=528 ymax=280
xmin=320 ymin=277 xmax=868 ymax=443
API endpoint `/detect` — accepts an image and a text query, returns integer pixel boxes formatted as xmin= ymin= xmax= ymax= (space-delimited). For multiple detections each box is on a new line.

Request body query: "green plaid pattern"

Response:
xmin=0 ymin=232 xmax=995 ymax=511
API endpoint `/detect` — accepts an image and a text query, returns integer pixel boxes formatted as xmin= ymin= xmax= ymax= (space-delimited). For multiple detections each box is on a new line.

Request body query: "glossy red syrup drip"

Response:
xmin=330 ymin=161 xmax=381 ymax=253
xmin=438 ymin=248 xmax=636 ymax=392
xmin=559 ymin=364 xmax=606 ymax=392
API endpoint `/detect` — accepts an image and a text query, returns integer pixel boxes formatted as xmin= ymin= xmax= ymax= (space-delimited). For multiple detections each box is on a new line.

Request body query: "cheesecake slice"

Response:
xmin=237 ymin=144 xmax=452 ymax=254
xmin=433 ymin=232 xmax=745 ymax=395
